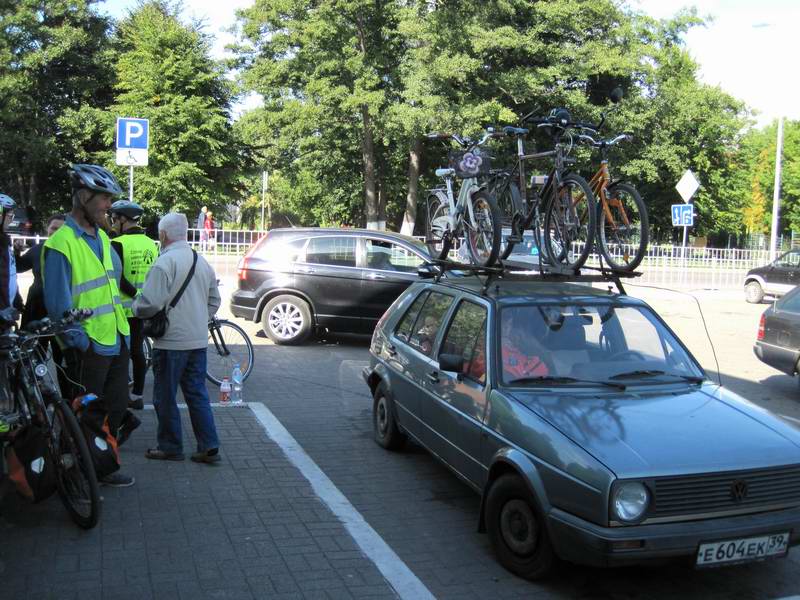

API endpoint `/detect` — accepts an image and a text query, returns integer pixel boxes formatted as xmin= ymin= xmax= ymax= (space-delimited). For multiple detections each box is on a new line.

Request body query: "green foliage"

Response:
xmin=0 ymin=0 xmax=115 ymax=218
xmin=98 ymin=0 xmax=247 ymax=220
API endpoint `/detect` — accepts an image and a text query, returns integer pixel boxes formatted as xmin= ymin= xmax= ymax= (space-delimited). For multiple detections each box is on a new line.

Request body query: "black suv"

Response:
xmin=744 ymin=249 xmax=800 ymax=303
xmin=231 ymin=228 xmax=432 ymax=344
xmin=6 ymin=207 xmax=36 ymax=237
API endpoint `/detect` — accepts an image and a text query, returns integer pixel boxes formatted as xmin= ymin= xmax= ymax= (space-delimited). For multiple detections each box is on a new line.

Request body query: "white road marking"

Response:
xmin=145 ymin=401 xmax=436 ymax=599
xmin=247 ymin=402 xmax=436 ymax=600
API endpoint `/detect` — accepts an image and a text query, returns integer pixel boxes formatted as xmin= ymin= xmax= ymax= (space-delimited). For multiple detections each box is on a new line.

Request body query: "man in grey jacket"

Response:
xmin=133 ymin=213 xmax=222 ymax=463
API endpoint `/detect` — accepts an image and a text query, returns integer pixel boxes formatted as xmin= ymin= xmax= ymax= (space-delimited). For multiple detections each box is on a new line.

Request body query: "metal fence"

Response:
xmin=12 ymin=228 xmax=777 ymax=292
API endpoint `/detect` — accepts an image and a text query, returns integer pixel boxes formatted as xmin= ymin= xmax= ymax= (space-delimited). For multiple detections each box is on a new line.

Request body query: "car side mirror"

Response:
xmin=438 ymin=353 xmax=464 ymax=376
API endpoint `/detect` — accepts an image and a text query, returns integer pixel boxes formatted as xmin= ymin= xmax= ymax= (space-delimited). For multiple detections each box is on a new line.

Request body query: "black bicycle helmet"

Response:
xmin=110 ymin=200 xmax=144 ymax=221
xmin=70 ymin=164 xmax=123 ymax=196
xmin=548 ymin=107 xmax=572 ymax=125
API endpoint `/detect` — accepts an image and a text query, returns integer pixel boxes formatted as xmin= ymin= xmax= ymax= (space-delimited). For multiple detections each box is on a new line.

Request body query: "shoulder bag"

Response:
xmin=142 ymin=250 xmax=198 ymax=339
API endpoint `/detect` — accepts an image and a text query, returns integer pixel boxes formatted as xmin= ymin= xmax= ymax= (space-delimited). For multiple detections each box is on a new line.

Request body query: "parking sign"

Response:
xmin=115 ymin=117 xmax=149 ymax=166
xmin=671 ymin=204 xmax=694 ymax=227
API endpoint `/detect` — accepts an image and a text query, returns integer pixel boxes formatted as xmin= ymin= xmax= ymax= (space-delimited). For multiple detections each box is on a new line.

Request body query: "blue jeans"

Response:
xmin=152 ymin=348 xmax=219 ymax=454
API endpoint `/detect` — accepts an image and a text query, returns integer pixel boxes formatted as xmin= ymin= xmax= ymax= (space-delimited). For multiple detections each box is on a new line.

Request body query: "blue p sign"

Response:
xmin=116 ymin=118 xmax=149 ymax=150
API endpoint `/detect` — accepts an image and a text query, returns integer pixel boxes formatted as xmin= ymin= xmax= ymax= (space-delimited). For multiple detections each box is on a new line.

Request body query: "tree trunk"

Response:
xmin=361 ymin=105 xmax=380 ymax=230
xmin=27 ymin=173 xmax=36 ymax=209
xmin=401 ymin=137 xmax=423 ymax=236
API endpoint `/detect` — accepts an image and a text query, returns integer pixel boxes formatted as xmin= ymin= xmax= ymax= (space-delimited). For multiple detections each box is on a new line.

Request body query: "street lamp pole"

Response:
xmin=769 ymin=117 xmax=784 ymax=261
xmin=260 ymin=170 xmax=268 ymax=231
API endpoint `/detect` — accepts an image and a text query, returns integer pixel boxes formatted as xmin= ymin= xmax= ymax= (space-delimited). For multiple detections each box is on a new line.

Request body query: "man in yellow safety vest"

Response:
xmin=109 ymin=200 xmax=157 ymax=411
xmin=43 ymin=164 xmax=135 ymax=488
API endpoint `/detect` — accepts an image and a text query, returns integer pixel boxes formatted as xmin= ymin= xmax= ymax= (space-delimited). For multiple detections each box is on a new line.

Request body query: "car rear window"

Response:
xmin=305 ymin=236 xmax=356 ymax=267
xmin=440 ymin=301 xmax=487 ymax=384
xmin=405 ymin=292 xmax=454 ymax=356
xmin=395 ymin=292 xmax=428 ymax=342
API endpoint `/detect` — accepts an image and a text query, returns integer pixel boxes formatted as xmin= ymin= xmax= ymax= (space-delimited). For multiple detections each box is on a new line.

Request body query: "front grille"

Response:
xmin=653 ymin=465 xmax=800 ymax=518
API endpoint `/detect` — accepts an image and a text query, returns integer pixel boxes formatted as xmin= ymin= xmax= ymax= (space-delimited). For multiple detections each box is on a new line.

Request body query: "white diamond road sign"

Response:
xmin=115 ymin=117 xmax=149 ymax=166
xmin=672 ymin=204 xmax=694 ymax=227
xmin=676 ymin=169 xmax=700 ymax=203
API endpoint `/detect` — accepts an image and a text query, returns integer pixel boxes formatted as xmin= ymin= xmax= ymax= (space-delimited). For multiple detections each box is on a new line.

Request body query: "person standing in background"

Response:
xmin=134 ymin=213 xmax=221 ymax=463
xmin=204 ymin=210 xmax=215 ymax=251
xmin=197 ymin=206 xmax=208 ymax=251
xmin=0 ymin=195 xmax=22 ymax=312
xmin=109 ymin=201 xmax=158 ymax=411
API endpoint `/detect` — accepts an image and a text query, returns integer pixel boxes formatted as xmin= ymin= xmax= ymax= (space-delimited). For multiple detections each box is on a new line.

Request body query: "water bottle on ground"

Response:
xmin=219 ymin=377 xmax=231 ymax=405
xmin=231 ymin=363 xmax=244 ymax=405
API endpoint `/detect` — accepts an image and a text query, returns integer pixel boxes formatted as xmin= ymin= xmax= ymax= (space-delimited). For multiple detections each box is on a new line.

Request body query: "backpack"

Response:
xmin=72 ymin=395 xmax=119 ymax=478
xmin=4 ymin=425 xmax=57 ymax=503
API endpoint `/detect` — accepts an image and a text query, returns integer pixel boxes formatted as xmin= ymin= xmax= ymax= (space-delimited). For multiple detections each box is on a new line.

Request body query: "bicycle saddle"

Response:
xmin=503 ymin=126 xmax=529 ymax=136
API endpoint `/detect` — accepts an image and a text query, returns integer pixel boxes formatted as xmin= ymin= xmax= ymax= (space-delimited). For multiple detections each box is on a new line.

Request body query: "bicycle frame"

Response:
xmin=588 ymin=159 xmax=631 ymax=232
xmin=208 ymin=317 xmax=231 ymax=358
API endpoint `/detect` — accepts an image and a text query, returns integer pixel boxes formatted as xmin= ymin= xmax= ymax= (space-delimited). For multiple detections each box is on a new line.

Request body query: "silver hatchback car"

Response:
xmin=362 ymin=271 xmax=800 ymax=579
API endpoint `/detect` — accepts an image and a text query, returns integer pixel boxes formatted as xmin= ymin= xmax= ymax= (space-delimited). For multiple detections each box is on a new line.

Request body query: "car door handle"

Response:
xmin=426 ymin=370 xmax=439 ymax=383
xmin=386 ymin=344 xmax=397 ymax=356
xmin=367 ymin=272 xmax=387 ymax=279
xmin=295 ymin=266 xmax=315 ymax=274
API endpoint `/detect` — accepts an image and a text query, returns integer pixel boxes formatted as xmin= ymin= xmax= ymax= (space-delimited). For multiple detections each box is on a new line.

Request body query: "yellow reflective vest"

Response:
xmin=115 ymin=232 xmax=158 ymax=317
xmin=43 ymin=225 xmax=130 ymax=345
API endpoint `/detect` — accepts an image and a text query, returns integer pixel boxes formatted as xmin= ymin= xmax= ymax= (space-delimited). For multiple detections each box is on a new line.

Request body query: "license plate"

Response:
xmin=696 ymin=532 xmax=790 ymax=567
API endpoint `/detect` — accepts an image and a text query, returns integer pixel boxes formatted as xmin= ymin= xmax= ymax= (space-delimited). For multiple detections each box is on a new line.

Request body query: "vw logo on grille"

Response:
xmin=730 ymin=479 xmax=749 ymax=503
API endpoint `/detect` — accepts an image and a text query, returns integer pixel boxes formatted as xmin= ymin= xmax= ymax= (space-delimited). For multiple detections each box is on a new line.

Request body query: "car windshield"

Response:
xmin=499 ymin=303 xmax=704 ymax=387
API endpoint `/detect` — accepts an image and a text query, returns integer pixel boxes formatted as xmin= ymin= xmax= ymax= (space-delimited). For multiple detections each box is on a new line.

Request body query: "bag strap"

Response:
xmin=168 ymin=250 xmax=198 ymax=309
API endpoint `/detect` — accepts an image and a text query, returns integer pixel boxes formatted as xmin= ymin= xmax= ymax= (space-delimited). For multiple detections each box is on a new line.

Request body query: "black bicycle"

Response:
xmin=0 ymin=308 xmax=100 ymax=529
xmin=489 ymin=109 xmax=597 ymax=270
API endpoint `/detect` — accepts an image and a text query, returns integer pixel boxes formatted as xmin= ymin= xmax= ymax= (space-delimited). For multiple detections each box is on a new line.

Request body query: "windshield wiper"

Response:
xmin=610 ymin=370 xmax=704 ymax=384
xmin=507 ymin=376 xmax=626 ymax=390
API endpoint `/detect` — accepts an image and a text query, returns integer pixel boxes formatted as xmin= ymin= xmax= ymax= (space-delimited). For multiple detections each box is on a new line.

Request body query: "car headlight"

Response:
xmin=611 ymin=482 xmax=650 ymax=523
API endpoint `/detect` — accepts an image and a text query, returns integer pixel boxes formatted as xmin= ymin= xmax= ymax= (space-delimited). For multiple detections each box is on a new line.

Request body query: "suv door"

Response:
xmin=423 ymin=299 xmax=489 ymax=486
xmin=766 ymin=250 xmax=800 ymax=296
xmin=359 ymin=237 xmax=426 ymax=328
xmin=295 ymin=235 xmax=364 ymax=332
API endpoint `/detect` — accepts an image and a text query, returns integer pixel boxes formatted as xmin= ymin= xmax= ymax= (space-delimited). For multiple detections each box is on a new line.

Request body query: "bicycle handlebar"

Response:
xmin=424 ymin=128 xmax=501 ymax=149
xmin=20 ymin=309 xmax=93 ymax=338
xmin=575 ymin=132 xmax=633 ymax=148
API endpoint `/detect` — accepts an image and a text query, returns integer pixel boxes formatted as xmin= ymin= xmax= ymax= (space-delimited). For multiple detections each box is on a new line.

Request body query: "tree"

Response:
xmin=0 ymin=0 xmax=115 ymax=218
xmin=82 ymin=1 xmax=247 ymax=218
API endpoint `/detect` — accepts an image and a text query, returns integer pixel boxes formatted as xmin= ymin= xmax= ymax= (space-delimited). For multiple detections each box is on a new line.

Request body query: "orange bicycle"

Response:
xmin=579 ymin=131 xmax=648 ymax=271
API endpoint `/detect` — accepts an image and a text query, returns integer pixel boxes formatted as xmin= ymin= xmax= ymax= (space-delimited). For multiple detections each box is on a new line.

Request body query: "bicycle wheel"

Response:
xmin=425 ymin=193 xmax=453 ymax=260
xmin=206 ymin=319 xmax=254 ymax=386
xmin=597 ymin=182 xmax=649 ymax=271
xmin=465 ymin=190 xmax=501 ymax=267
xmin=542 ymin=173 xmax=596 ymax=269
xmin=50 ymin=398 xmax=101 ymax=529
xmin=491 ymin=179 xmax=525 ymax=260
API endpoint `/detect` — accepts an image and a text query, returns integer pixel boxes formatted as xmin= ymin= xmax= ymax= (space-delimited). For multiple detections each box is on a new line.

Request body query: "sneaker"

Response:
xmin=100 ymin=472 xmax=135 ymax=487
xmin=128 ymin=394 xmax=144 ymax=410
xmin=116 ymin=411 xmax=141 ymax=447
xmin=191 ymin=448 xmax=221 ymax=464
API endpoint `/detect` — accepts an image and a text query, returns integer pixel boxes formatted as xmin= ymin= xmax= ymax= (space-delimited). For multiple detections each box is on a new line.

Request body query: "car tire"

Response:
xmin=745 ymin=281 xmax=765 ymax=304
xmin=262 ymin=295 xmax=312 ymax=345
xmin=373 ymin=386 xmax=407 ymax=451
xmin=486 ymin=474 xmax=555 ymax=580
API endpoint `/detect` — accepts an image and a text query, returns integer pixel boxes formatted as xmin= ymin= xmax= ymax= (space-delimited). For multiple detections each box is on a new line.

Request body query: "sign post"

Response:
xmin=675 ymin=170 xmax=700 ymax=265
xmin=115 ymin=117 xmax=150 ymax=201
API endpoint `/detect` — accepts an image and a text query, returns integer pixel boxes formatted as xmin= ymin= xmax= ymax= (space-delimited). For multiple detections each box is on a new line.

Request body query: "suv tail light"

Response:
xmin=238 ymin=233 xmax=269 ymax=281
xmin=757 ymin=314 xmax=765 ymax=340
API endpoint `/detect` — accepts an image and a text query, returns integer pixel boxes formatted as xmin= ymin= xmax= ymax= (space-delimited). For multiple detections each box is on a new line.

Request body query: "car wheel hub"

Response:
xmin=500 ymin=499 xmax=537 ymax=556
xmin=269 ymin=303 xmax=303 ymax=339
xmin=376 ymin=397 xmax=388 ymax=435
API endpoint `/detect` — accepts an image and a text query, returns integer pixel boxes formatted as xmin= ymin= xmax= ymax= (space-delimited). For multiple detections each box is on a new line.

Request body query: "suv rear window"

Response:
xmin=305 ymin=236 xmax=356 ymax=267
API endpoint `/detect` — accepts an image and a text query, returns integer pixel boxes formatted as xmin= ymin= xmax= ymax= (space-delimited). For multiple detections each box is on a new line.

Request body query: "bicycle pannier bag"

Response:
xmin=72 ymin=394 xmax=119 ymax=478
xmin=4 ymin=425 xmax=57 ymax=503
xmin=142 ymin=250 xmax=198 ymax=339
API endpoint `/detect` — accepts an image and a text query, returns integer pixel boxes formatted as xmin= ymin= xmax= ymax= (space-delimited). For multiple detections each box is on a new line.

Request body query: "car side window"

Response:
xmin=775 ymin=252 xmax=800 ymax=268
xmin=365 ymin=239 xmax=424 ymax=273
xmin=778 ymin=292 xmax=800 ymax=313
xmin=440 ymin=301 xmax=487 ymax=384
xmin=407 ymin=292 xmax=454 ymax=356
xmin=305 ymin=236 xmax=356 ymax=267
xmin=395 ymin=292 xmax=429 ymax=342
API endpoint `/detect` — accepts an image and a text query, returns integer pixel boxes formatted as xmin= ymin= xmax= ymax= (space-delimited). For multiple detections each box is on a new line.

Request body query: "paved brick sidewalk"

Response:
xmin=0 ymin=406 xmax=398 ymax=600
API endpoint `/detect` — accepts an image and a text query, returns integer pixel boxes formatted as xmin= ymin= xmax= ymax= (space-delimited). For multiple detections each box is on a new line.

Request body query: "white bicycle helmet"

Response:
xmin=69 ymin=164 xmax=123 ymax=196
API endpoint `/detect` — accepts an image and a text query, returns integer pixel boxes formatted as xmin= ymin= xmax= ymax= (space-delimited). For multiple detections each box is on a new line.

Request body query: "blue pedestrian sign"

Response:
xmin=671 ymin=203 xmax=694 ymax=227
xmin=115 ymin=117 xmax=149 ymax=166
